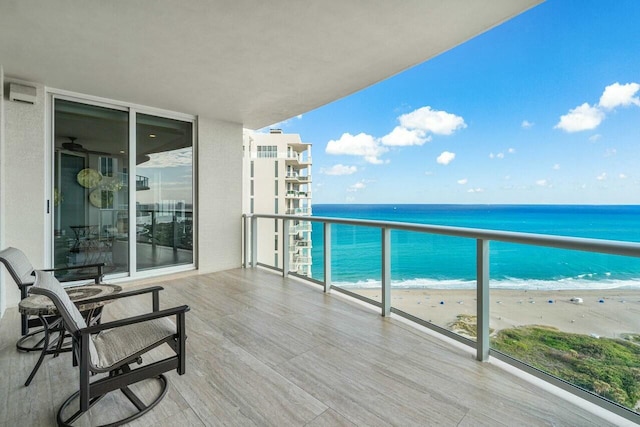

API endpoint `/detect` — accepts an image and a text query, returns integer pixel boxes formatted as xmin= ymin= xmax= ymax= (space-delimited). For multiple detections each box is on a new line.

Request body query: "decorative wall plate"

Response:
xmin=77 ymin=169 xmax=103 ymax=188
xmin=89 ymin=189 xmax=113 ymax=208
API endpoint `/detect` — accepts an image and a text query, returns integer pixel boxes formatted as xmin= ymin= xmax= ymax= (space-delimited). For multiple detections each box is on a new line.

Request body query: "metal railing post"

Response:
xmin=382 ymin=227 xmax=391 ymax=317
xmin=243 ymin=214 xmax=249 ymax=268
xmin=283 ymin=219 xmax=290 ymax=276
xmin=476 ymin=238 xmax=490 ymax=361
xmin=324 ymin=222 xmax=331 ymax=292
xmin=251 ymin=216 xmax=258 ymax=268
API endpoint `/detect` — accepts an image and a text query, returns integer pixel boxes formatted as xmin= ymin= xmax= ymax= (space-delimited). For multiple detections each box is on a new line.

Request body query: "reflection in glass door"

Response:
xmin=53 ymin=99 xmax=129 ymax=278
xmin=135 ymin=114 xmax=193 ymax=271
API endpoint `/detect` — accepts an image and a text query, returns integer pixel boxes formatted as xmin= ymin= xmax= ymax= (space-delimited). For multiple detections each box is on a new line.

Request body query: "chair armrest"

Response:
xmin=79 ymin=305 xmax=190 ymax=334
xmin=43 ymin=263 xmax=105 ymax=284
xmin=73 ymin=286 xmax=164 ymax=307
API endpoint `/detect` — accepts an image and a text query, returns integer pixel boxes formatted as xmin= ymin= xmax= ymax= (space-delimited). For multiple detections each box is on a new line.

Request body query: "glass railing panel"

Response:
xmin=489 ymin=242 xmax=640 ymax=413
xmin=390 ymin=231 xmax=477 ymax=339
xmin=328 ymin=223 xmax=382 ymax=304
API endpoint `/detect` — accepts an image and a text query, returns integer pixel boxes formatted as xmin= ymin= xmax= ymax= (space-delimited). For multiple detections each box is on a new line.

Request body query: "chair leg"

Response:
xmin=24 ymin=315 xmax=51 ymax=386
xmin=57 ymin=373 xmax=169 ymax=427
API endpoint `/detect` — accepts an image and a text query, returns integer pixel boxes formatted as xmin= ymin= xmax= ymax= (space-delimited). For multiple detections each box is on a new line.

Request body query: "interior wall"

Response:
xmin=2 ymin=78 xmax=46 ymax=308
xmin=197 ymin=117 xmax=243 ymax=273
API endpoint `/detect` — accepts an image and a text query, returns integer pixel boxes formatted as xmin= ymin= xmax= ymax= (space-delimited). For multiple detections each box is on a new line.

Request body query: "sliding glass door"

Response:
xmin=135 ymin=113 xmax=193 ymax=271
xmin=52 ymin=97 xmax=194 ymax=279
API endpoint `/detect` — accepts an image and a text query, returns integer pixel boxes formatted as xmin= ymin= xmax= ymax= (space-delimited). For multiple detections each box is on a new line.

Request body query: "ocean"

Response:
xmin=309 ymin=205 xmax=640 ymax=290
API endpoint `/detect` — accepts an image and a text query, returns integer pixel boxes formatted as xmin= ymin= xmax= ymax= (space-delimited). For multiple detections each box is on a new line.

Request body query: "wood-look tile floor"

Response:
xmin=0 ymin=268 xmax=619 ymax=426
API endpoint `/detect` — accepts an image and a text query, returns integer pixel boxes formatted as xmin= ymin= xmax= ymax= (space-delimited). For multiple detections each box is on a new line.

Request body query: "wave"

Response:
xmin=331 ymin=276 xmax=640 ymax=291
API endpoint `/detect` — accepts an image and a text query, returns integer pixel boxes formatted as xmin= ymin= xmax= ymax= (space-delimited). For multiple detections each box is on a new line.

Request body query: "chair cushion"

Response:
xmin=91 ymin=317 xmax=176 ymax=369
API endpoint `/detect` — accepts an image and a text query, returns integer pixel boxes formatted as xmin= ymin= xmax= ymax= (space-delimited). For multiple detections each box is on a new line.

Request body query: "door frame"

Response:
xmin=46 ymin=88 xmax=197 ymax=281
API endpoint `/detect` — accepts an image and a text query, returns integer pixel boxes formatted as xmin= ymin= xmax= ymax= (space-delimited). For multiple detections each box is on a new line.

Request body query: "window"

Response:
xmin=275 ymin=160 xmax=278 ymax=177
xmin=274 ymin=180 xmax=278 ymax=196
xmin=274 ymin=198 xmax=278 ymax=214
xmin=274 ymin=219 xmax=278 ymax=232
xmin=274 ymin=235 xmax=278 ymax=251
xmin=250 ymin=180 xmax=254 ymax=196
xmin=257 ymin=145 xmax=277 ymax=158
xmin=250 ymin=161 xmax=254 ymax=177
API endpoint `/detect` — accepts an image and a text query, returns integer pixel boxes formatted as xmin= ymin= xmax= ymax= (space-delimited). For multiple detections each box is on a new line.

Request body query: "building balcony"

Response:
xmin=243 ymin=213 xmax=640 ymax=425
xmin=285 ymin=207 xmax=312 ymax=215
xmin=285 ymin=153 xmax=312 ymax=166
xmin=285 ymin=173 xmax=312 ymax=183
xmin=285 ymin=191 xmax=311 ymax=199
xmin=289 ymin=223 xmax=312 ymax=234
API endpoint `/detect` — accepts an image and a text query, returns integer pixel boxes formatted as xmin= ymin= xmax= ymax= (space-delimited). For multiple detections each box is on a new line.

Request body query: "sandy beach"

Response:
xmin=356 ymin=289 xmax=640 ymax=340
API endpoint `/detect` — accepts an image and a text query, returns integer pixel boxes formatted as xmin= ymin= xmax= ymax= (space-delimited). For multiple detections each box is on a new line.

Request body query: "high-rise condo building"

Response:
xmin=243 ymin=129 xmax=312 ymax=277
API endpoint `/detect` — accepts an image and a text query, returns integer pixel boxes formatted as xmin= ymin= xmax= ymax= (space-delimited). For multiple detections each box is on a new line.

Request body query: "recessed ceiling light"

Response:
xmin=119 ymin=150 xmax=125 ymax=154
xmin=149 ymin=134 xmax=156 ymax=138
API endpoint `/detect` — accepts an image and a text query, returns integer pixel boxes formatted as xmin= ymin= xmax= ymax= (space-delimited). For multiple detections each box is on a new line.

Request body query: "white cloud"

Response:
xmin=599 ymin=82 xmax=640 ymax=109
xmin=589 ymin=134 xmax=602 ymax=142
xmin=521 ymin=120 xmax=534 ymax=129
xmin=536 ymin=179 xmax=548 ymax=187
xmin=619 ymin=173 xmax=627 ymax=179
xmin=399 ymin=106 xmax=466 ymax=135
xmin=326 ymin=132 xmax=388 ymax=164
xmin=138 ymin=147 xmax=193 ymax=169
xmin=467 ymin=188 xmax=484 ymax=193
xmin=424 ymin=171 xmax=434 ymax=176
xmin=489 ymin=152 xmax=505 ymax=159
xmin=508 ymin=148 xmax=516 ymax=154
xmin=597 ymin=172 xmax=607 ymax=181
xmin=436 ymin=151 xmax=456 ymax=165
xmin=554 ymin=103 xmax=605 ymax=132
xmin=380 ymin=126 xmax=430 ymax=147
xmin=604 ymin=148 xmax=617 ymax=157
xmin=347 ymin=181 xmax=367 ymax=192
xmin=553 ymin=164 xmax=561 ymax=170
xmin=321 ymin=164 xmax=358 ymax=176
xmin=457 ymin=178 xmax=468 ymax=185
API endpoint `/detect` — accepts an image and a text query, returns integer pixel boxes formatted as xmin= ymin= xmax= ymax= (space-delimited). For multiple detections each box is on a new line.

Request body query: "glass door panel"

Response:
xmin=53 ymin=99 xmax=129 ymax=278
xmin=135 ymin=114 xmax=193 ymax=271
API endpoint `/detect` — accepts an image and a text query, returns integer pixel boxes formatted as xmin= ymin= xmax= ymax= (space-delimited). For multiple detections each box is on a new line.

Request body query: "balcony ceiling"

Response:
xmin=0 ymin=0 xmax=541 ymax=129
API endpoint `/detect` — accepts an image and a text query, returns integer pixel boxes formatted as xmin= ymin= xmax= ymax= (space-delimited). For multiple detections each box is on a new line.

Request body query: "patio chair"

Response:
xmin=0 ymin=246 xmax=105 ymax=345
xmin=30 ymin=270 xmax=189 ymax=426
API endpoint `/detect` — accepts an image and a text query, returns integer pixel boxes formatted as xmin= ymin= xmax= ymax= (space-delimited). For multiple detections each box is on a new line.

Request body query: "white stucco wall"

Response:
xmin=2 ymin=79 xmax=47 ymax=309
xmin=0 ymin=65 xmax=5 ymax=316
xmin=196 ymin=117 xmax=243 ymax=272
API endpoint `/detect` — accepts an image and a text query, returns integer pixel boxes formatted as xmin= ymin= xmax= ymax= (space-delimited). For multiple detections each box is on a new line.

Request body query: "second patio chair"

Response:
xmin=30 ymin=270 xmax=189 ymax=426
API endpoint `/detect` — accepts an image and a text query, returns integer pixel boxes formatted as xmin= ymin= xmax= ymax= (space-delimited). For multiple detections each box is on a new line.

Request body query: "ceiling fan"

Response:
xmin=61 ymin=137 xmax=110 ymax=156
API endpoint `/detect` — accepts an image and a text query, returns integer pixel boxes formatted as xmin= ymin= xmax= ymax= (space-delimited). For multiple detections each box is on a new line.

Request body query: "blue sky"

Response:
xmin=259 ymin=1 xmax=640 ymax=205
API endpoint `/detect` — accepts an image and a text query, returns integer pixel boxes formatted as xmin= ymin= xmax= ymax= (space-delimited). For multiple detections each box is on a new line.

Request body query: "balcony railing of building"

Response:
xmin=285 ymin=152 xmax=312 ymax=164
xmin=288 ymin=222 xmax=312 ymax=233
xmin=243 ymin=213 xmax=640 ymax=424
xmin=285 ymin=207 xmax=312 ymax=215
xmin=285 ymin=191 xmax=312 ymax=199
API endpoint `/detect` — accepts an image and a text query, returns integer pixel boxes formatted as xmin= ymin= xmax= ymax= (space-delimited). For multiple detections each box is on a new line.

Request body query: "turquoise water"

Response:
xmin=310 ymin=205 xmax=640 ymax=290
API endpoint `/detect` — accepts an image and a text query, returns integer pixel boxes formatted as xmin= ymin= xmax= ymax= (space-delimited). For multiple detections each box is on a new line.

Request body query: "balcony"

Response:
xmin=285 ymin=153 xmax=312 ymax=166
xmin=244 ymin=213 xmax=640 ymax=424
xmin=285 ymin=207 xmax=312 ymax=215
xmin=285 ymin=172 xmax=312 ymax=183
xmin=285 ymin=190 xmax=312 ymax=199
xmin=0 ymin=267 xmax=622 ymax=425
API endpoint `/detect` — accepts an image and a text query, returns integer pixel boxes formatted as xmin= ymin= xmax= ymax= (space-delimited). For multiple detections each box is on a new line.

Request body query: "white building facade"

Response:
xmin=243 ymin=130 xmax=312 ymax=277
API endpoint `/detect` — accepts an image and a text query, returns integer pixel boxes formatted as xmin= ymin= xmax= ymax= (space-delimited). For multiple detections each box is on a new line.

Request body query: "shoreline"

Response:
xmin=354 ymin=289 xmax=640 ymax=339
